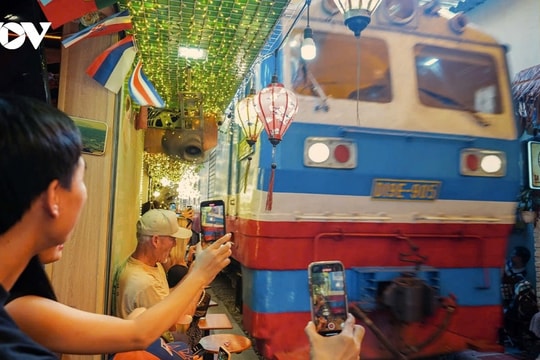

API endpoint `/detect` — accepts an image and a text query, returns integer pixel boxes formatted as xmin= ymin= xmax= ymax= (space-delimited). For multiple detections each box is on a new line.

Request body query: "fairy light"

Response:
xmin=144 ymin=152 xmax=192 ymax=183
xmin=117 ymin=0 xmax=291 ymax=114
xmin=176 ymin=167 xmax=201 ymax=205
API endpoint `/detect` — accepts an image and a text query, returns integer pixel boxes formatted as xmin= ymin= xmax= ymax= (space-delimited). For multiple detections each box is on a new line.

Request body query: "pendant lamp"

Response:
xmin=332 ymin=0 xmax=382 ymax=37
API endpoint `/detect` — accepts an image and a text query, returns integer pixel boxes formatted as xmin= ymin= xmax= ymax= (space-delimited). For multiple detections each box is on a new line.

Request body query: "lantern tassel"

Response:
xmin=266 ymin=163 xmax=276 ymax=211
xmin=243 ymin=156 xmax=252 ymax=193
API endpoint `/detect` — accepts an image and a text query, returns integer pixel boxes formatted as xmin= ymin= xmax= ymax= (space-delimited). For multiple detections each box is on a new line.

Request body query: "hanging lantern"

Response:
xmin=254 ymin=74 xmax=299 ymax=210
xmin=236 ymin=88 xmax=264 ymax=148
xmin=332 ymin=0 xmax=383 ymax=37
xmin=255 ymin=74 xmax=298 ymax=146
xmin=235 ymin=88 xmax=264 ymax=193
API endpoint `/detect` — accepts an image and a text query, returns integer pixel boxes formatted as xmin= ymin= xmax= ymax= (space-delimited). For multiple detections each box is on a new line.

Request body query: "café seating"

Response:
xmin=198 ymin=313 xmax=233 ymax=337
xmin=199 ymin=333 xmax=251 ymax=356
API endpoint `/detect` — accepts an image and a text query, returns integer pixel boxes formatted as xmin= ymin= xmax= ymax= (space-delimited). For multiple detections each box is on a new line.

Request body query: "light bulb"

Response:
xmin=301 ymin=27 xmax=316 ymax=61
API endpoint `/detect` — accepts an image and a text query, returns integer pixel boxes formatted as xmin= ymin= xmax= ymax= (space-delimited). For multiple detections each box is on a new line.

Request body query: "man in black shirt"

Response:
xmin=0 ymin=94 xmax=85 ymax=359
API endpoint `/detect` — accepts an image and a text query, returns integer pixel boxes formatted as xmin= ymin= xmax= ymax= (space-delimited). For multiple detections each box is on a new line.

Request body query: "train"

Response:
xmin=198 ymin=0 xmax=521 ymax=358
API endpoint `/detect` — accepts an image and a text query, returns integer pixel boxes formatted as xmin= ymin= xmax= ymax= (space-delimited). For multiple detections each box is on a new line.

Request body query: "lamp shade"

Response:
xmin=332 ymin=0 xmax=382 ymax=36
xmin=253 ymin=75 xmax=298 ymax=146
xmin=235 ymin=89 xmax=264 ymax=146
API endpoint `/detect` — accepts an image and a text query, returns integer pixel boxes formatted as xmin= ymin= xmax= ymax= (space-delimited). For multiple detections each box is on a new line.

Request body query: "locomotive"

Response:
xmin=199 ymin=0 xmax=520 ymax=358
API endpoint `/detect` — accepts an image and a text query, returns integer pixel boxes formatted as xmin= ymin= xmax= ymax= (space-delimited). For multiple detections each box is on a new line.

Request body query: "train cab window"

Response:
xmin=415 ymin=44 xmax=502 ymax=114
xmin=290 ymin=32 xmax=391 ymax=103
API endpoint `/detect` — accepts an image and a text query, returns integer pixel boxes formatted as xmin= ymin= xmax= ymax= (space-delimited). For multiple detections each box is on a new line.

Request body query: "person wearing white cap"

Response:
xmin=115 ymin=209 xmax=198 ymax=342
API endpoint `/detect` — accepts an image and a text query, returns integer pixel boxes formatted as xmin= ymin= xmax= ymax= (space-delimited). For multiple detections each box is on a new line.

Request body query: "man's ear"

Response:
xmin=150 ymin=234 xmax=160 ymax=248
xmin=43 ymin=179 xmax=60 ymax=218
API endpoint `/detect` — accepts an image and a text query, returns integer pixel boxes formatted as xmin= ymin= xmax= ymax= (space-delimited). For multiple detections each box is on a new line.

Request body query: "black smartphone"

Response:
xmin=308 ymin=260 xmax=348 ymax=336
xmin=191 ymin=343 xmax=205 ymax=357
xmin=200 ymin=199 xmax=226 ymax=243
xmin=217 ymin=346 xmax=231 ymax=360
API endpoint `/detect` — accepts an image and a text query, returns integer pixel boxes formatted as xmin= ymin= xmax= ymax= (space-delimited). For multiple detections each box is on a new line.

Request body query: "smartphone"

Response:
xmin=200 ymin=199 xmax=226 ymax=243
xmin=191 ymin=343 xmax=205 ymax=357
xmin=217 ymin=346 xmax=231 ymax=360
xmin=308 ymin=261 xmax=348 ymax=336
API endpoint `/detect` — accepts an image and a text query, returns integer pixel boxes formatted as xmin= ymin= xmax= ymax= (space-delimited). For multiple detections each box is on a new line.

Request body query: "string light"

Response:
xmin=118 ymin=0 xmax=290 ymax=114
xmin=144 ymin=152 xmax=198 ymax=183
xmin=176 ymin=167 xmax=201 ymax=205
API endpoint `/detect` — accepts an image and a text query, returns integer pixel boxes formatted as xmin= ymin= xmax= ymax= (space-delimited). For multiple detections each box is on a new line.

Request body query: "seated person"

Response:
xmin=7 ymin=239 xmax=231 ymax=358
xmin=167 ymin=264 xmax=189 ymax=288
xmin=115 ymin=209 xmax=203 ymax=343
xmin=111 ymin=308 xmax=194 ymax=360
xmin=500 ymin=246 xmax=538 ymax=345
xmin=501 ymin=246 xmax=532 ymax=311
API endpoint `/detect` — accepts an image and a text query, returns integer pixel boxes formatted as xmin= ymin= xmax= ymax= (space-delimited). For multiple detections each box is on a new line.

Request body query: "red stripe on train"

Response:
xmin=229 ymin=219 xmax=513 ymax=270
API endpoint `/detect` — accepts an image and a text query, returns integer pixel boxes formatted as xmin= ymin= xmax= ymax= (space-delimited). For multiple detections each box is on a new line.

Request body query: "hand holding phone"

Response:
xmin=304 ymin=313 xmax=365 ymax=360
xmin=191 ymin=343 xmax=205 ymax=357
xmin=200 ymin=200 xmax=226 ymax=243
xmin=217 ymin=346 xmax=231 ymax=360
xmin=308 ymin=261 xmax=348 ymax=336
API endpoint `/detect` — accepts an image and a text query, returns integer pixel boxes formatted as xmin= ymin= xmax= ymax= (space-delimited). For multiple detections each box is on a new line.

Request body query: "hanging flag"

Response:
xmin=86 ymin=35 xmax=136 ymax=93
xmin=128 ymin=60 xmax=166 ymax=108
xmin=62 ymin=9 xmax=132 ymax=48
xmin=37 ymin=0 xmax=118 ymax=29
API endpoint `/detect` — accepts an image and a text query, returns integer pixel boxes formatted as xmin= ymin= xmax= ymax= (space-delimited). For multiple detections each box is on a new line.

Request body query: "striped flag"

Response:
xmin=129 ymin=60 xmax=166 ymax=108
xmin=62 ymin=10 xmax=132 ymax=48
xmin=38 ymin=0 xmax=118 ymax=29
xmin=86 ymin=35 xmax=136 ymax=93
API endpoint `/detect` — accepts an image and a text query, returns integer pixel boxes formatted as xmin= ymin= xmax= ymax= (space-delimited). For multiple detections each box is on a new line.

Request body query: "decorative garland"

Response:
xmin=144 ymin=152 xmax=193 ymax=183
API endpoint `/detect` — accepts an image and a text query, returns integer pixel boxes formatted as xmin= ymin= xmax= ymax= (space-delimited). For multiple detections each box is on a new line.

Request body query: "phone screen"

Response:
xmin=217 ymin=346 xmax=230 ymax=360
xmin=308 ymin=261 xmax=348 ymax=336
xmin=200 ymin=200 xmax=226 ymax=243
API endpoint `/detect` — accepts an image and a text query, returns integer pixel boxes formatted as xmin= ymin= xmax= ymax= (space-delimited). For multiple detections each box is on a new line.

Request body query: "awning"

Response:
xmin=512 ymin=64 xmax=540 ymax=135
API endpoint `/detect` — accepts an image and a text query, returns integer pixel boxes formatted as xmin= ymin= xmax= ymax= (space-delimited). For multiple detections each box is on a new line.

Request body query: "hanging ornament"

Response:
xmin=254 ymin=74 xmax=299 ymax=210
xmin=235 ymin=88 xmax=264 ymax=193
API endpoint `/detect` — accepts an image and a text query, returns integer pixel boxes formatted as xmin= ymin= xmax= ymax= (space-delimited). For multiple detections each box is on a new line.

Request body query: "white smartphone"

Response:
xmin=308 ymin=260 xmax=349 ymax=336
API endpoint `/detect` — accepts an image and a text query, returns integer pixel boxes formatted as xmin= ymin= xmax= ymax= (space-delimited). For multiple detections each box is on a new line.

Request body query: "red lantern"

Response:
xmin=254 ymin=75 xmax=298 ymax=146
xmin=254 ymin=75 xmax=299 ymax=210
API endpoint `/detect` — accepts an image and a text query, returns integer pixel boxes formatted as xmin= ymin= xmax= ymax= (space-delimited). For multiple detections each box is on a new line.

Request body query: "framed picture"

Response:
xmin=528 ymin=141 xmax=540 ymax=189
xmin=71 ymin=116 xmax=108 ymax=156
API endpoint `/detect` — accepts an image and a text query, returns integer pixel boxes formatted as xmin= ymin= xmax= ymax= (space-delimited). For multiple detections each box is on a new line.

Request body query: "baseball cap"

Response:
xmin=137 ymin=209 xmax=192 ymax=239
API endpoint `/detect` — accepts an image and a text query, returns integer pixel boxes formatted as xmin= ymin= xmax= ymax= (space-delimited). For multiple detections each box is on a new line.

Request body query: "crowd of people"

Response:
xmin=0 ymin=94 xmax=364 ymax=359
xmin=500 ymin=246 xmax=540 ymax=354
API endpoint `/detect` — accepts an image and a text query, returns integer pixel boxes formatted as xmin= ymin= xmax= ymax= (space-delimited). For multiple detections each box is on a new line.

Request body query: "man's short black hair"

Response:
xmin=513 ymin=246 xmax=531 ymax=265
xmin=0 ymin=94 xmax=82 ymax=234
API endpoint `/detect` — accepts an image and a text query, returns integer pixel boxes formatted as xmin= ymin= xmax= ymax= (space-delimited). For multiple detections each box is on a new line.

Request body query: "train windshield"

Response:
xmin=290 ymin=32 xmax=391 ymax=103
xmin=415 ymin=44 xmax=502 ymax=114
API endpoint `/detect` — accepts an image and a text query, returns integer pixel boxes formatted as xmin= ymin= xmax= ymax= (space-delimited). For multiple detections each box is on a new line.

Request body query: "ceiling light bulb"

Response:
xmin=301 ymin=27 xmax=316 ymax=61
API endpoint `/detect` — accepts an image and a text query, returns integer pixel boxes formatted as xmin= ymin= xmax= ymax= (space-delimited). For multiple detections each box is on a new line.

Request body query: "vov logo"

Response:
xmin=0 ymin=22 xmax=52 ymax=50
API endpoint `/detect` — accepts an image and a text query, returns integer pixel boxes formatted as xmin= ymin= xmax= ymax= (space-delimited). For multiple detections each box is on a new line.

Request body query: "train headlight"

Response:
xmin=460 ymin=148 xmax=505 ymax=177
xmin=304 ymin=137 xmax=357 ymax=169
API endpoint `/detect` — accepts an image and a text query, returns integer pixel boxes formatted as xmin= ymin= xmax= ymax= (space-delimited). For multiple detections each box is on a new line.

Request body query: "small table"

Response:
xmin=198 ymin=313 xmax=233 ymax=336
xmin=200 ymin=333 xmax=251 ymax=354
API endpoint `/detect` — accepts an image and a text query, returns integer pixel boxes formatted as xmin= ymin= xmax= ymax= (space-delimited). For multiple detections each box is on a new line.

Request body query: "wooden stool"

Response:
xmin=198 ymin=313 xmax=233 ymax=336
xmin=200 ymin=333 xmax=251 ymax=355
